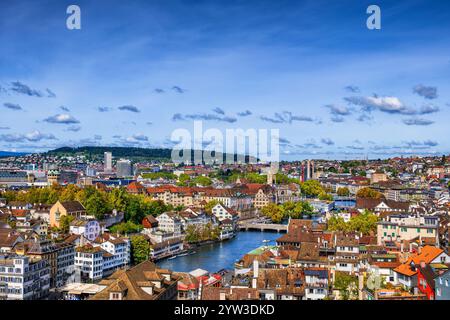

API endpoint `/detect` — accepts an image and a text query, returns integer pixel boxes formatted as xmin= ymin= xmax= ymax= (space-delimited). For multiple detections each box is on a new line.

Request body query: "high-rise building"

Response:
xmin=116 ymin=159 xmax=132 ymax=177
xmin=104 ymin=152 xmax=112 ymax=172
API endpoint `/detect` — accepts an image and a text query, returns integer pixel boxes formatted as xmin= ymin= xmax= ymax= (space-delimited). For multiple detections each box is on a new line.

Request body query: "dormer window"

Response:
xmin=109 ymin=292 xmax=122 ymax=300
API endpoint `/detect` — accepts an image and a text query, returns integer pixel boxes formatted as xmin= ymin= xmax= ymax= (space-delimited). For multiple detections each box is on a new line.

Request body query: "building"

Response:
xmin=116 ymin=159 xmax=132 ymax=177
xmin=156 ymin=212 xmax=183 ymax=236
xmin=0 ymin=254 xmax=50 ymax=300
xmin=90 ymin=260 xmax=179 ymax=300
xmin=211 ymin=203 xmax=239 ymax=224
xmin=356 ymin=198 xmax=410 ymax=215
xmin=435 ymin=270 xmax=450 ymax=300
xmin=334 ymin=234 xmax=360 ymax=274
xmin=377 ymin=214 xmax=439 ymax=246
xmin=370 ymin=172 xmax=388 ymax=184
xmin=393 ymin=246 xmax=450 ymax=291
xmin=70 ymin=219 xmax=102 ymax=242
xmin=49 ymin=201 xmax=88 ymax=228
xmin=74 ymin=234 xmax=131 ymax=282
xmin=304 ymin=268 xmax=329 ymax=300
xmin=15 ymin=237 xmax=76 ymax=288
xmin=104 ymin=152 xmax=112 ymax=173
xmin=255 ymin=267 xmax=305 ymax=300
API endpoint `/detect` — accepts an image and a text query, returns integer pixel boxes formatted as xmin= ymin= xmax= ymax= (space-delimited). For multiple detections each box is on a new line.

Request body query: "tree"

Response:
xmin=334 ymin=272 xmax=358 ymax=300
xmin=177 ymin=173 xmax=191 ymax=186
xmin=300 ymin=180 xmax=324 ymax=198
xmin=109 ymin=221 xmax=143 ymax=234
xmin=327 ymin=211 xmax=378 ymax=235
xmin=84 ymin=193 xmax=109 ymax=220
xmin=108 ymin=187 xmax=128 ymax=212
xmin=327 ymin=216 xmax=348 ymax=232
xmin=130 ymin=235 xmax=150 ymax=264
xmin=262 ymin=203 xmax=285 ymax=223
xmin=318 ymin=192 xmax=333 ymax=201
xmin=59 ymin=215 xmax=75 ymax=233
xmin=282 ymin=201 xmax=314 ymax=219
xmin=337 ymin=187 xmax=350 ymax=197
xmin=356 ymin=187 xmax=384 ymax=199
xmin=192 ymin=176 xmax=212 ymax=187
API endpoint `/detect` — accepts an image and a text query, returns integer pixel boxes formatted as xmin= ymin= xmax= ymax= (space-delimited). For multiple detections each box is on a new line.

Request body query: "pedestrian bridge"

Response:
xmin=238 ymin=221 xmax=288 ymax=233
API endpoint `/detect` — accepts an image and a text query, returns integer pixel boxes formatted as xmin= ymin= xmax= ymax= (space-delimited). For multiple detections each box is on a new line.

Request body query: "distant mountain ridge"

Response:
xmin=0 ymin=151 xmax=29 ymax=157
xmin=46 ymin=146 xmax=258 ymax=163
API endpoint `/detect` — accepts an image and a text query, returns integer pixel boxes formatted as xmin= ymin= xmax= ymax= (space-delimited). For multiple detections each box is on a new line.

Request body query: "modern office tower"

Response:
xmin=116 ymin=159 xmax=132 ymax=177
xmin=104 ymin=152 xmax=112 ymax=172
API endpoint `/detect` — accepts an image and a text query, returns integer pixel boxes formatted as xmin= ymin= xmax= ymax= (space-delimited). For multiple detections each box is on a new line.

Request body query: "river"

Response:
xmin=156 ymin=230 xmax=281 ymax=273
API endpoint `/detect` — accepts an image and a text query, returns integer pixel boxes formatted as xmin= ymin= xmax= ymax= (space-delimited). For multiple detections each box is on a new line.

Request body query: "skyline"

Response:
xmin=1 ymin=0 xmax=450 ymax=160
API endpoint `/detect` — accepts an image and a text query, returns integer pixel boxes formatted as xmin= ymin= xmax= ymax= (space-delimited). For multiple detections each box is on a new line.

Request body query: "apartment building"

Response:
xmin=0 ymin=255 xmax=50 ymax=300
xmin=377 ymin=214 xmax=439 ymax=246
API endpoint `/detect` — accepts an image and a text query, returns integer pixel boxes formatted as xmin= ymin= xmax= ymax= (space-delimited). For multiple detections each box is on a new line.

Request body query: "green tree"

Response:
xmin=334 ymin=272 xmax=358 ymax=300
xmin=300 ymin=180 xmax=324 ymax=198
xmin=59 ymin=215 xmax=75 ymax=233
xmin=192 ymin=176 xmax=212 ymax=186
xmin=337 ymin=187 xmax=350 ymax=197
xmin=177 ymin=173 xmax=191 ymax=186
xmin=84 ymin=193 xmax=109 ymax=220
xmin=108 ymin=187 xmax=128 ymax=212
xmin=130 ymin=235 xmax=150 ymax=264
xmin=262 ymin=203 xmax=285 ymax=223
xmin=110 ymin=221 xmax=143 ymax=234
xmin=318 ymin=192 xmax=333 ymax=201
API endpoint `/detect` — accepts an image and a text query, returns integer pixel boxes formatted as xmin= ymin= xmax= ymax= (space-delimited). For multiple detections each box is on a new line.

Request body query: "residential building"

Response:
xmin=90 ymin=260 xmax=179 ymax=300
xmin=49 ymin=201 xmax=88 ymax=228
xmin=435 ymin=269 xmax=450 ymax=300
xmin=0 ymin=254 xmax=50 ymax=300
xmin=377 ymin=214 xmax=439 ymax=246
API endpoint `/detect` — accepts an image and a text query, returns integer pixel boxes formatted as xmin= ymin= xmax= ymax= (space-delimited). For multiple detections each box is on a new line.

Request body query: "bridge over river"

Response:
xmin=238 ymin=221 xmax=288 ymax=232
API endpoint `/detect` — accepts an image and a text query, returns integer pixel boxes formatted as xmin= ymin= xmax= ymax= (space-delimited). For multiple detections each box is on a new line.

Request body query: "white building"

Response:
xmin=211 ymin=203 xmax=239 ymax=223
xmin=156 ymin=212 xmax=183 ymax=236
xmin=0 ymin=255 xmax=50 ymax=300
xmin=104 ymin=152 xmax=112 ymax=172
xmin=74 ymin=235 xmax=130 ymax=282
xmin=70 ymin=219 xmax=102 ymax=242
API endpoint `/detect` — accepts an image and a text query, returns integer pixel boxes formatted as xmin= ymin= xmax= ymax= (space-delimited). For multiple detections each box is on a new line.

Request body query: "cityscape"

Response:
xmin=0 ymin=0 xmax=450 ymax=306
xmin=0 ymin=149 xmax=449 ymax=300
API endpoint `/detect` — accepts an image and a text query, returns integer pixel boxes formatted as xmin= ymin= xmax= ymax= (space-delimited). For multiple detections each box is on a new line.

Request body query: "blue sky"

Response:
xmin=0 ymin=0 xmax=449 ymax=160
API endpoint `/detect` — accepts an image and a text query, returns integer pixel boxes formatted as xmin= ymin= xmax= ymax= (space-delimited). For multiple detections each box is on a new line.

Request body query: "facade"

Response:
xmin=49 ymin=201 xmax=88 ymax=228
xmin=435 ymin=270 xmax=450 ymax=300
xmin=377 ymin=214 xmax=439 ymax=245
xmin=116 ymin=159 xmax=132 ymax=177
xmin=211 ymin=203 xmax=239 ymax=223
xmin=0 ymin=255 xmax=50 ymax=300
xmin=70 ymin=219 xmax=102 ymax=242
xmin=15 ymin=237 xmax=75 ymax=288
xmin=104 ymin=152 xmax=112 ymax=172
xmin=156 ymin=212 xmax=183 ymax=236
